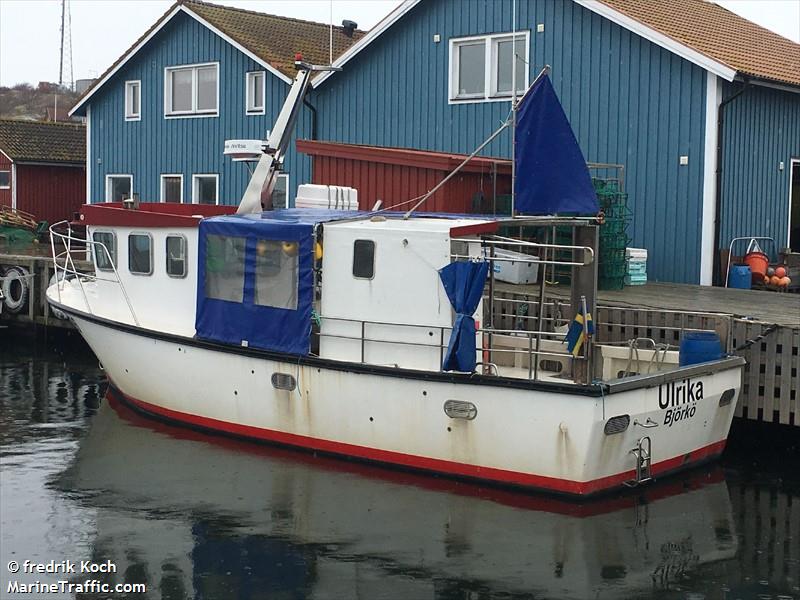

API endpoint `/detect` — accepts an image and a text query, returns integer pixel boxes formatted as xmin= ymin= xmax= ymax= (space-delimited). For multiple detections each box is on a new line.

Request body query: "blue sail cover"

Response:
xmin=439 ymin=261 xmax=489 ymax=372
xmin=514 ymin=75 xmax=599 ymax=215
xmin=195 ymin=210 xmax=358 ymax=355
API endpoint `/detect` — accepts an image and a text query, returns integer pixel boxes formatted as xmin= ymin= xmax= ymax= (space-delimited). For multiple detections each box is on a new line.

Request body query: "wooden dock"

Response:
xmin=1 ymin=245 xmax=91 ymax=330
xmin=493 ymin=281 xmax=799 ymax=428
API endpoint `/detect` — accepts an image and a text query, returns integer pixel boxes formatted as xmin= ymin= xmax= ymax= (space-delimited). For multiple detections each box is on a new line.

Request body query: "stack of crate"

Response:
xmin=625 ymin=247 xmax=648 ymax=285
xmin=594 ymin=179 xmax=630 ymax=290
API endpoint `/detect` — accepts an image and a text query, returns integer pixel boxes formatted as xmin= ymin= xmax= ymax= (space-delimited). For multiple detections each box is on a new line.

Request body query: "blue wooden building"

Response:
xmin=70 ymin=0 xmax=364 ymax=209
xmin=73 ymin=0 xmax=799 ymax=284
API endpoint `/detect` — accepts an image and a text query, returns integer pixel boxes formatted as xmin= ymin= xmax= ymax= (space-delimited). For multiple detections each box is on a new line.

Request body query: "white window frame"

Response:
xmin=92 ymin=230 xmax=117 ymax=272
xmin=105 ymin=174 xmax=133 ymax=202
xmin=245 ymin=71 xmax=266 ymax=115
xmin=160 ymin=173 xmax=184 ymax=203
xmin=448 ymin=31 xmax=530 ymax=104
xmin=128 ymin=231 xmax=154 ymax=276
xmin=0 ymin=169 xmax=10 ymax=189
xmin=192 ymin=173 xmax=219 ymax=205
xmin=164 ymin=62 xmax=219 ymax=118
xmin=165 ymin=234 xmax=189 ymax=279
xmin=124 ymin=80 xmax=141 ymax=121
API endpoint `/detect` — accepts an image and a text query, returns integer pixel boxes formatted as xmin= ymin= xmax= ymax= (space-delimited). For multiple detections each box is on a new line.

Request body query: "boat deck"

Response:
xmin=498 ymin=281 xmax=799 ymax=327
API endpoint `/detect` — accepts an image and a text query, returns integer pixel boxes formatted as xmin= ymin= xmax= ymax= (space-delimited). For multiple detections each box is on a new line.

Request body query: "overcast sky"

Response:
xmin=0 ymin=0 xmax=798 ymax=87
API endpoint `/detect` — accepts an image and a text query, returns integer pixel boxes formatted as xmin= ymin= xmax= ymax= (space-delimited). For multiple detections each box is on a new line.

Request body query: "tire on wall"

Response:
xmin=2 ymin=266 xmax=31 ymax=314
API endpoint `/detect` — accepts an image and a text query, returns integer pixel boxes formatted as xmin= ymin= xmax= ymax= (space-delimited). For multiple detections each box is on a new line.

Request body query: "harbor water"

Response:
xmin=1 ymin=333 xmax=798 ymax=600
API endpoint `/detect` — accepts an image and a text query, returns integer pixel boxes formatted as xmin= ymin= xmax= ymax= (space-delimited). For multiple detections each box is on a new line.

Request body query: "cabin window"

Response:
xmin=450 ymin=32 xmax=529 ymax=102
xmin=128 ymin=233 xmax=153 ymax=275
xmin=125 ymin=80 xmax=141 ymax=120
xmin=161 ymin=174 xmax=183 ymax=203
xmin=254 ymin=239 xmax=298 ymax=310
xmin=166 ymin=235 xmax=187 ymax=278
xmin=0 ymin=170 xmax=10 ymax=189
xmin=352 ymin=239 xmax=375 ymax=279
xmin=271 ymin=174 xmax=289 ymax=209
xmin=205 ymin=234 xmax=246 ymax=303
xmin=92 ymin=231 xmax=116 ymax=271
xmin=165 ymin=63 xmax=218 ymax=117
xmin=246 ymin=71 xmax=265 ymax=114
xmin=105 ymin=174 xmax=132 ymax=202
xmin=192 ymin=174 xmax=218 ymax=205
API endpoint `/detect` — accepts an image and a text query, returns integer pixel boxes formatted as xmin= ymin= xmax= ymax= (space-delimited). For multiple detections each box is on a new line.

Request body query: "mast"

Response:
xmin=511 ymin=0 xmax=517 ymax=216
xmin=237 ymin=58 xmax=340 ymax=214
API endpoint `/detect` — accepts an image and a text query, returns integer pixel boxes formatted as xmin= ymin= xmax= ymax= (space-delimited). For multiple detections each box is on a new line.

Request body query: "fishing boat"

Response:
xmin=47 ymin=58 xmax=744 ymax=496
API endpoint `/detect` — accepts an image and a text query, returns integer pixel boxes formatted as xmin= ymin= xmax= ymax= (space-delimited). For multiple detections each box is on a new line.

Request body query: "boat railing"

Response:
xmin=49 ymin=221 xmax=140 ymax=326
xmin=315 ymin=315 xmax=584 ymax=381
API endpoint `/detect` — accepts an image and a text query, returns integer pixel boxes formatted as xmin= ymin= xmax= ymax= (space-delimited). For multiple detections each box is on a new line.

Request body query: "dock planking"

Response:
xmin=499 ymin=281 xmax=799 ymax=327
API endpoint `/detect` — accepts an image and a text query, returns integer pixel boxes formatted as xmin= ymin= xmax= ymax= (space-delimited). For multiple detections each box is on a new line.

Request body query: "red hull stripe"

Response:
xmin=121 ymin=391 xmax=726 ymax=496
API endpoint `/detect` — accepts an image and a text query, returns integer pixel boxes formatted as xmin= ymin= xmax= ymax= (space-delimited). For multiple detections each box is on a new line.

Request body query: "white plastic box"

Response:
xmin=492 ymin=248 xmax=540 ymax=284
xmin=295 ymin=184 xmax=359 ymax=210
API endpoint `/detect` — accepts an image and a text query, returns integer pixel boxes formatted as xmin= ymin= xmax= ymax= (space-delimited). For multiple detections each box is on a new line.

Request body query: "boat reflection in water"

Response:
xmin=57 ymin=391 xmax=738 ymax=600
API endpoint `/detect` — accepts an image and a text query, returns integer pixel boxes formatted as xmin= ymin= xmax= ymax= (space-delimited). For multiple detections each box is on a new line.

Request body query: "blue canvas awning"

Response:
xmin=514 ymin=75 xmax=599 ymax=216
xmin=439 ymin=261 xmax=489 ymax=372
xmin=195 ymin=210 xmax=359 ymax=355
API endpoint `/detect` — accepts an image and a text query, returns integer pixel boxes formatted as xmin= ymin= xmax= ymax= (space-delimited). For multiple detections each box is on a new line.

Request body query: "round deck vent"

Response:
xmin=604 ymin=415 xmax=630 ymax=435
xmin=443 ymin=400 xmax=477 ymax=420
xmin=271 ymin=373 xmax=297 ymax=391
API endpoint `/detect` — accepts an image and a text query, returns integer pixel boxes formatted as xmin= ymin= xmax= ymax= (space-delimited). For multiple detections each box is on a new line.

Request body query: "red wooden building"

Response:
xmin=0 ymin=119 xmax=86 ymax=226
xmin=296 ymin=140 xmax=512 ymax=214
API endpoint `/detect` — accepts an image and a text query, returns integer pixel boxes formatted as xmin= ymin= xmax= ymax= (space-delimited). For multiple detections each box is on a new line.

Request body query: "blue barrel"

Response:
xmin=679 ymin=331 xmax=724 ymax=366
xmin=728 ymin=265 xmax=752 ymax=289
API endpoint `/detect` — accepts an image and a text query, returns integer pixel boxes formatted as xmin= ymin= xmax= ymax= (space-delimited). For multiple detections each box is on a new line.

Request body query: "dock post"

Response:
xmin=571 ymin=225 xmax=599 ymax=384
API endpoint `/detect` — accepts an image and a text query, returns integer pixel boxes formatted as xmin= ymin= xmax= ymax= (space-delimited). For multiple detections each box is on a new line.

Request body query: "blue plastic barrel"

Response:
xmin=728 ymin=265 xmax=752 ymax=289
xmin=679 ymin=331 xmax=724 ymax=366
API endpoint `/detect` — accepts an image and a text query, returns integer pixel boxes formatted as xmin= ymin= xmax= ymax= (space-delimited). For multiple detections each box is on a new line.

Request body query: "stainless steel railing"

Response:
xmin=49 ymin=221 xmax=140 ymax=326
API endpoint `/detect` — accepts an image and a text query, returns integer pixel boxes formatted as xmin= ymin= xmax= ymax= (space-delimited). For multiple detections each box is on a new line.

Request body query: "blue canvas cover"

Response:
xmin=196 ymin=210 xmax=358 ymax=355
xmin=439 ymin=261 xmax=489 ymax=372
xmin=514 ymin=75 xmax=599 ymax=215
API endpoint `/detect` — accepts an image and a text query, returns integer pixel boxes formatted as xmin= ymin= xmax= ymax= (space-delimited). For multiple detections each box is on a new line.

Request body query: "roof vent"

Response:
xmin=342 ymin=20 xmax=357 ymax=37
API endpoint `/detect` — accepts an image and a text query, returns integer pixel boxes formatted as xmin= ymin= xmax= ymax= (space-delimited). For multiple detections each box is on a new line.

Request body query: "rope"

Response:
xmin=734 ymin=323 xmax=779 ymax=351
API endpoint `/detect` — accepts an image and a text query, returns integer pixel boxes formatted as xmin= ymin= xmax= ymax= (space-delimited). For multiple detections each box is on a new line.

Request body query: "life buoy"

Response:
xmin=2 ymin=266 xmax=30 ymax=313
xmin=48 ymin=272 xmax=68 ymax=320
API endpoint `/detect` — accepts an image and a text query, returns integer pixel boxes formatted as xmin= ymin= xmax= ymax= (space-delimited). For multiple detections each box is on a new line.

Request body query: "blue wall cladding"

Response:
xmin=88 ymin=11 xmax=311 ymax=206
xmin=312 ymin=0 xmax=708 ymax=283
xmin=719 ymin=83 xmax=800 ymax=256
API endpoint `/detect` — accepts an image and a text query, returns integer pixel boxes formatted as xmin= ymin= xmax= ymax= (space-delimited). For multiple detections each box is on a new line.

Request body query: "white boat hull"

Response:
xmin=62 ymin=304 xmax=743 ymax=496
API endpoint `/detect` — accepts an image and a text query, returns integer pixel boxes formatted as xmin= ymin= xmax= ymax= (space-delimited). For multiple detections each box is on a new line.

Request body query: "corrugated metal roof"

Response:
xmin=598 ymin=0 xmax=800 ymax=87
xmin=0 ymin=119 xmax=86 ymax=164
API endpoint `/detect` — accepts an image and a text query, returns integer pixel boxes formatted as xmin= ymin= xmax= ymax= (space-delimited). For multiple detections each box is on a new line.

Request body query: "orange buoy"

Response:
xmin=770 ymin=275 xmax=781 ymax=286
xmin=779 ymin=276 xmax=791 ymax=287
xmin=775 ymin=266 xmax=787 ymax=278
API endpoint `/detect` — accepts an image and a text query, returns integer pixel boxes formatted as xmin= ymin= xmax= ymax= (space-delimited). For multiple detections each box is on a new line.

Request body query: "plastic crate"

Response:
xmin=625 ymin=275 xmax=648 ymax=286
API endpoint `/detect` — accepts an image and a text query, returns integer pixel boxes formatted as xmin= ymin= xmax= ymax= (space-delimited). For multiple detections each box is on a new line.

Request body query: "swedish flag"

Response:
xmin=564 ymin=309 xmax=594 ymax=357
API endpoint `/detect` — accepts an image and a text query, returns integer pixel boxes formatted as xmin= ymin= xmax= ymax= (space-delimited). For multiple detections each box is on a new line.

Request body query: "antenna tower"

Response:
xmin=58 ymin=0 xmax=74 ymax=90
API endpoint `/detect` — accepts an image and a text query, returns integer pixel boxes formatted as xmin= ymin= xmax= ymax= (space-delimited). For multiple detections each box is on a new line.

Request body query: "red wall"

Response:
xmin=15 ymin=163 xmax=86 ymax=225
xmin=298 ymin=141 xmax=512 ymax=214
xmin=0 ymin=153 xmax=11 ymax=209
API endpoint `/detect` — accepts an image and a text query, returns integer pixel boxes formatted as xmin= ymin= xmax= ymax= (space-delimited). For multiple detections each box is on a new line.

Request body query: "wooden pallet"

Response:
xmin=0 ymin=206 xmax=38 ymax=231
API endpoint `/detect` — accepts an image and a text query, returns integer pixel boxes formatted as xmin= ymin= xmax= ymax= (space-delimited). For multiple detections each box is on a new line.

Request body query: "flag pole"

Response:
xmin=511 ymin=0 xmax=517 ymax=217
